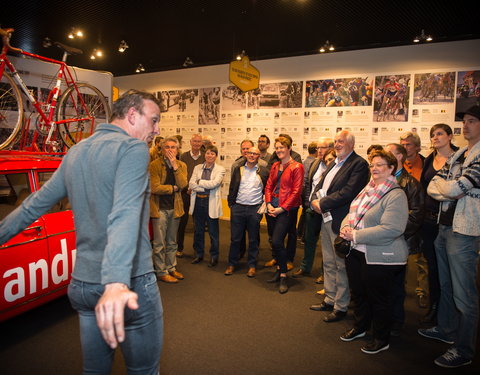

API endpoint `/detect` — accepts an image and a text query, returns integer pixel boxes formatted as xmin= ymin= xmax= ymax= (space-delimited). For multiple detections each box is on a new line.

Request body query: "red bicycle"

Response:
xmin=0 ymin=28 xmax=111 ymax=151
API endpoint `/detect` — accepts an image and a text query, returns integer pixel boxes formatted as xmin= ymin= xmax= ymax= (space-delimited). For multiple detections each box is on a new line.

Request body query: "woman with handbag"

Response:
xmin=338 ymin=150 xmax=408 ymax=354
xmin=264 ymin=136 xmax=304 ymax=294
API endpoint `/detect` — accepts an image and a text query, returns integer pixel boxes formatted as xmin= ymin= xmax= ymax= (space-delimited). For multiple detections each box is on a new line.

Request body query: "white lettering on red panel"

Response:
xmin=3 ymin=238 xmax=77 ymax=302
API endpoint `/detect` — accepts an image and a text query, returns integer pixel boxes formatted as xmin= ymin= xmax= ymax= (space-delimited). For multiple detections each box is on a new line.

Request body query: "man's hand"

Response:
xmin=311 ymin=199 xmax=322 ymax=214
xmin=165 ymin=149 xmax=178 ymax=169
xmin=95 ymin=283 xmax=139 ymax=349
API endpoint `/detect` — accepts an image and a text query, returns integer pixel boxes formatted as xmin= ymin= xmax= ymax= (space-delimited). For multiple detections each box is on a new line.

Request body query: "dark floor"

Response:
xmin=1 ymin=220 xmax=479 ymax=375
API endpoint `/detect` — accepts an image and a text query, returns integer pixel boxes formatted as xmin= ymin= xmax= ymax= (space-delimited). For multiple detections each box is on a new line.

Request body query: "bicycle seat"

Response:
xmin=54 ymin=41 xmax=83 ymax=56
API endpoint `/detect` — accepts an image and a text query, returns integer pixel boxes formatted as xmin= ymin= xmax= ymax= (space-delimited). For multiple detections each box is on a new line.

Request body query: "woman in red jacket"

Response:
xmin=265 ymin=136 xmax=304 ymax=293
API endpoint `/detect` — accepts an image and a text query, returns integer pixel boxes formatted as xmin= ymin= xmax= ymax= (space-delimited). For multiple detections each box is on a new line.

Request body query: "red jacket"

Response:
xmin=265 ymin=160 xmax=304 ymax=211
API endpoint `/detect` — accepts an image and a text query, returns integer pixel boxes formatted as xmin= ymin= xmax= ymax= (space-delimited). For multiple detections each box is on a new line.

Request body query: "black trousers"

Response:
xmin=345 ymin=249 xmax=405 ymax=342
xmin=177 ymin=191 xmax=190 ymax=251
xmin=270 ymin=207 xmax=299 ymax=273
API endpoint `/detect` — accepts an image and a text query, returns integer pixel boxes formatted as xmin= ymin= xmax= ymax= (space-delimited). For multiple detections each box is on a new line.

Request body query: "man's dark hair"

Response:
xmin=259 ymin=134 xmax=270 ymax=144
xmin=110 ymin=89 xmax=160 ymax=122
xmin=308 ymin=142 xmax=318 ymax=155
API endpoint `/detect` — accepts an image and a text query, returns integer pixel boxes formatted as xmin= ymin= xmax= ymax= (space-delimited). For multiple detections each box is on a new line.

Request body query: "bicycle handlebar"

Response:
xmin=1 ymin=28 xmax=23 ymax=54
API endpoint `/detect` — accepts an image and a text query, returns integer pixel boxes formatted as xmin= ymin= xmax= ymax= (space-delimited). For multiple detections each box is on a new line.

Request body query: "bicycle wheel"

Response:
xmin=0 ymin=72 xmax=24 ymax=150
xmin=56 ymin=83 xmax=111 ymax=148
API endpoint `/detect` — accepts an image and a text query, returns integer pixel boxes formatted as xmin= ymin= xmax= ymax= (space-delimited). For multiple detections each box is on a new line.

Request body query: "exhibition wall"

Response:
xmin=113 ymin=39 xmax=480 ymax=216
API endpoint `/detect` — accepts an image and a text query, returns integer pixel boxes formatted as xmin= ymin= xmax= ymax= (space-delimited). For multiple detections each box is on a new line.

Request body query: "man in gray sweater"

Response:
xmin=0 ymin=90 xmax=163 ymax=374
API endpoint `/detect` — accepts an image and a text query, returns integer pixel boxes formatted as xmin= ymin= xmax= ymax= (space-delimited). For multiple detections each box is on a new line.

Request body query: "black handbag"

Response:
xmin=334 ymin=235 xmax=351 ymax=258
xmin=334 ymin=187 xmax=400 ymax=258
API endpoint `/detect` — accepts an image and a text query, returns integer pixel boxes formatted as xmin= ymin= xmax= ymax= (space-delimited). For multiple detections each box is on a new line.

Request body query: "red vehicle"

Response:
xmin=0 ymin=151 xmax=76 ymax=321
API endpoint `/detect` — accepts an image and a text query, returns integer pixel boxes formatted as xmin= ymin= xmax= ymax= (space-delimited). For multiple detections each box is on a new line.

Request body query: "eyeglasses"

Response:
xmin=368 ymin=163 xmax=389 ymax=168
xmin=247 ymin=152 xmax=260 ymax=156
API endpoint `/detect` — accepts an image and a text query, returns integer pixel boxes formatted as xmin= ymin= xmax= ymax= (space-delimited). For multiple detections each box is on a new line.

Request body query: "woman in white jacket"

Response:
xmin=189 ymin=145 xmax=226 ymax=266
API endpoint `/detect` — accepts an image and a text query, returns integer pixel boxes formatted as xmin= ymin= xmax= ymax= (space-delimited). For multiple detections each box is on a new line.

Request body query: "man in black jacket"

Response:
xmin=384 ymin=143 xmax=425 ymax=335
xmin=225 ymin=147 xmax=269 ymax=277
xmin=293 ymin=137 xmax=334 ymax=280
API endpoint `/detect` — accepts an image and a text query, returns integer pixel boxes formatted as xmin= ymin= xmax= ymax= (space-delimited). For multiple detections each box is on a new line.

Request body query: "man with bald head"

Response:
xmin=309 ymin=130 xmax=369 ymax=323
xmin=225 ymin=147 xmax=269 ymax=277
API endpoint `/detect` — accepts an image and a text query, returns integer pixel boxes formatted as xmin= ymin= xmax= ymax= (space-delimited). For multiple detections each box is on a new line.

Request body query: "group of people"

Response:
xmin=148 ymin=108 xmax=479 ymax=368
xmin=0 ymin=87 xmax=478 ymax=372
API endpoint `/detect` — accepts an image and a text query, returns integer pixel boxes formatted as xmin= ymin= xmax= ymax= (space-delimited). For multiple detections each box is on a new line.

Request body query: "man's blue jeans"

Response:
xmin=68 ymin=273 xmax=163 ymax=374
xmin=193 ymin=196 xmax=219 ymax=259
xmin=435 ymin=225 xmax=479 ymax=360
xmin=228 ymin=203 xmax=262 ymax=268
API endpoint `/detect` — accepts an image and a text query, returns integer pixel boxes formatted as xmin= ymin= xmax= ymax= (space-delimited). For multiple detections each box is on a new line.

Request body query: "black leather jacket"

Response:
xmin=228 ymin=163 xmax=269 ymax=207
xmin=397 ymin=169 xmax=425 ymax=253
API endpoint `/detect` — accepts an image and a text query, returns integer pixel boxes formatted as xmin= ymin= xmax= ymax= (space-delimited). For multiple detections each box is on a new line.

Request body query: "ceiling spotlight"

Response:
xmin=90 ymin=49 xmax=103 ymax=60
xmin=118 ymin=40 xmax=129 ymax=53
xmin=319 ymin=40 xmax=335 ymax=53
xmin=183 ymin=57 xmax=193 ymax=67
xmin=68 ymin=28 xmax=84 ymax=40
xmin=135 ymin=64 xmax=145 ymax=73
xmin=413 ymin=29 xmax=432 ymax=43
xmin=236 ymin=50 xmax=246 ymax=61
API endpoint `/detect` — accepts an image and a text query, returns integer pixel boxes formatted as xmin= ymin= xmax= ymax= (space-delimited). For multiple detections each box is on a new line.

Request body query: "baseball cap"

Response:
xmin=455 ymin=105 xmax=480 ymax=121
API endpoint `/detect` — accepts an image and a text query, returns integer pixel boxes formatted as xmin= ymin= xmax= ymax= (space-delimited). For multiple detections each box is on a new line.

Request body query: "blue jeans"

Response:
xmin=271 ymin=207 xmax=299 ymax=273
xmin=68 ymin=273 xmax=163 ymax=374
xmin=435 ymin=225 xmax=479 ymax=359
xmin=228 ymin=203 xmax=262 ymax=268
xmin=193 ymin=197 xmax=219 ymax=259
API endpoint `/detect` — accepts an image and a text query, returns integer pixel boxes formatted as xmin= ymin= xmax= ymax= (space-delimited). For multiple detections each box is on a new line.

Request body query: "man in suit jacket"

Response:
xmin=309 ymin=130 xmax=369 ymax=323
xmin=293 ymin=137 xmax=333 ymax=279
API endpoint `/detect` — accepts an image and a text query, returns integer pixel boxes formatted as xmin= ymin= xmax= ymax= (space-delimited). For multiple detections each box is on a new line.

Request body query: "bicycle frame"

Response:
xmin=0 ymin=38 xmax=94 ymax=148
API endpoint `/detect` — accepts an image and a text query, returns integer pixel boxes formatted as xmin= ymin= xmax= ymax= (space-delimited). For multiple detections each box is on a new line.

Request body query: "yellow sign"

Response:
xmin=229 ymin=56 xmax=260 ymax=92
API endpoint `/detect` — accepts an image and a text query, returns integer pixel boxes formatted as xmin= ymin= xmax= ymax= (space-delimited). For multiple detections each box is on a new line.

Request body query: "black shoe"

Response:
xmin=310 ymin=301 xmax=334 ymax=311
xmin=323 ymin=310 xmax=347 ymax=323
xmin=267 ymin=269 xmax=281 ymax=283
xmin=208 ymin=257 xmax=218 ymax=267
xmin=361 ymin=340 xmax=389 ymax=354
xmin=340 ymin=328 xmax=366 ymax=342
xmin=191 ymin=257 xmax=203 ymax=264
xmin=279 ymin=277 xmax=288 ymax=294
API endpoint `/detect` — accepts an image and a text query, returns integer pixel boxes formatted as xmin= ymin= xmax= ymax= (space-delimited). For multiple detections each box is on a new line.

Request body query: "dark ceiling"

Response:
xmin=4 ymin=0 xmax=479 ymax=77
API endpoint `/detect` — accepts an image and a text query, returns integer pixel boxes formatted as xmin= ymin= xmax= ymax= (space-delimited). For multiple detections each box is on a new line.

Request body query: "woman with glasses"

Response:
xmin=338 ymin=150 xmax=408 ymax=354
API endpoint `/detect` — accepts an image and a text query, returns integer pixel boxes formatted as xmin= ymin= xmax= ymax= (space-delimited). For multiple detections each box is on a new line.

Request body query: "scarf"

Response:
xmin=348 ymin=174 xmax=398 ymax=229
